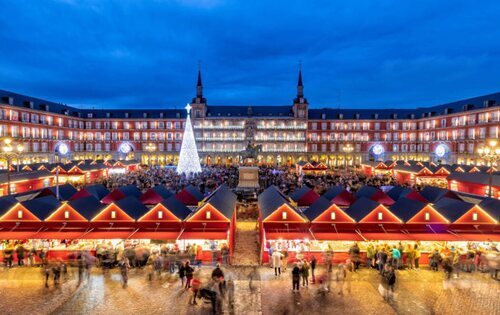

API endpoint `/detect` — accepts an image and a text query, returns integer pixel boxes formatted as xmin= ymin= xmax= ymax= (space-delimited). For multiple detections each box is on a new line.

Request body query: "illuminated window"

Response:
xmin=158 ymin=211 xmax=163 ymax=219
xmin=377 ymin=212 xmax=383 ymax=220
xmin=472 ymin=212 xmax=478 ymax=221
xmin=111 ymin=211 xmax=116 ymax=219
xmin=425 ymin=212 xmax=430 ymax=221
xmin=282 ymin=211 xmax=287 ymax=220
xmin=64 ymin=211 xmax=70 ymax=219
xmin=17 ymin=210 xmax=23 ymax=219
xmin=330 ymin=212 xmax=336 ymax=220
xmin=206 ymin=211 xmax=211 ymax=219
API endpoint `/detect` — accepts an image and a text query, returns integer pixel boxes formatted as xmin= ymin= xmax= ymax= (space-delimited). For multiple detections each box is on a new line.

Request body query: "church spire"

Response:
xmin=196 ymin=62 xmax=203 ymax=98
xmin=297 ymin=66 xmax=304 ymax=98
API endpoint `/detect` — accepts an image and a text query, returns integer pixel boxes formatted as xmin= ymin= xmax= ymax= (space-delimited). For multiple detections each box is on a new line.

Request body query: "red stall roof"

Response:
xmin=369 ymin=190 xmax=395 ymax=206
xmin=139 ymin=189 xmax=164 ymax=205
xmin=101 ymin=189 xmax=127 ymax=204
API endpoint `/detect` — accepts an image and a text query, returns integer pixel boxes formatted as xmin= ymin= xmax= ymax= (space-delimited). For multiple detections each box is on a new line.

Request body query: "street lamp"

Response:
xmin=342 ymin=143 xmax=354 ymax=168
xmin=145 ymin=142 xmax=157 ymax=166
xmin=477 ymin=139 xmax=500 ymax=198
xmin=55 ymin=142 xmax=70 ymax=200
xmin=1 ymin=138 xmax=24 ymax=195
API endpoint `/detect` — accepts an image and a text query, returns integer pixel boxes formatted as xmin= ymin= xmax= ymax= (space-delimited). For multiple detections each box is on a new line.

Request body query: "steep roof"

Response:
xmin=114 ymin=196 xmax=149 ymax=220
xmin=304 ymin=197 xmax=333 ymax=221
xmin=477 ymin=198 xmax=500 ymax=222
xmin=68 ymin=196 xmax=106 ymax=220
xmin=433 ymin=197 xmax=474 ymax=222
xmin=160 ymin=196 xmax=192 ymax=220
xmin=355 ymin=186 xmax=379 ymax=199
xmin=201 ymin=184 xmax=237 ymax=219
xmin=83 ymin=184 xmax=110 ymax=200
xmin=289 ymin=186 xmax=320 ymax=206
xmin=0 ymin=195 xmax=18 ymax=217
xmin=447 ymin=172 xmax=500 ymax=186
xmin=420 ymin=186 xmax=460 ymax=203
xmin=118 ymin=185 xmax=142 ymax=199
xmin=21 ymin=195 xmax=62 ymax=221
xmin=389 ymin=197 xmax=427 ymax=222
xmin=36 ymin=183 xmax=77 ymax=200
xmin=386 ymin=186 xmax=413 ymax=201
xmin=322 ymin=186 xmax=344 ymax=200
xmin=345 ymin=197 xmax=380 ymax=222
xmin=151 ymin=185 xmax=174 ymax=199
xmin=258 ymin=185 xmax=294 ymax=220
xmin=101 ymin=189 xmax=127 ymax=204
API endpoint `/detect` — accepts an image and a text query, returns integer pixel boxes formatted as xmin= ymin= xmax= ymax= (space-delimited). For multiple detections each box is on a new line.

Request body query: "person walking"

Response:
xmin=335 ymin=264 xmax=347 ymax=295
xmin=406 ymin=244 xmax=415 ymax=270
xmin=376 ymin=248 xmax=388 ymax=274
xmin=429 ymin=249 xmax=440 ymax=271
xmin=301 ymin=260 xmax=310 ymax=287
xmin=366 ymin=243 xmax=375 ymax=269
xmin=190 ymin=274 xmax=201 ymax=305
xmin=221 ymin=243 xmax=230 ymax=266
xmin=292 ymin=263 xmax=300 ymax=292
xmin=3 ymin=245 xmax=13 ymax=268
xmin=185 ymin=261 xmax=194 ymax=289
xmin=414 ymin=244 xmax=421 ymax=270
xmin=282 ymin=248 xmax=288 ymax=272
xmin=271 ymin=250 xmax=284 ymax=277
xmin=28 ymin=247 xmax=37 ymax=267
xmin=382 ymin=264 xmax=396 ymax=301
xmin=310 ymin=255 xmax=317 ymax=283
xmin=119 ymin=256 xmax=130 ymax=288
xmin=348 ymin=242 xmax=361 ymax=271
xmin=178 ymin=260 xmax=186 ymax=287
xmin=16 ymin=243 xmax=25 ymax=266
xmin=391 ymin=246 xmax=401 ymax=270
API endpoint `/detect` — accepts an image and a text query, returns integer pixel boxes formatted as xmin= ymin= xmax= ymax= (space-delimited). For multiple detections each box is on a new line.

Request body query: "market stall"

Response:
xmin=321 ymin=186 xmax=355 ymax=207
xmin=139 ymin=186 xmax=173 ymax=205
xmin=178 ymin=184 xmax=236 ymax=263
xmin=175 ymin=185 xmax=204 ymax=206
xmin=289 ymin=186 xmax=320 ymax=207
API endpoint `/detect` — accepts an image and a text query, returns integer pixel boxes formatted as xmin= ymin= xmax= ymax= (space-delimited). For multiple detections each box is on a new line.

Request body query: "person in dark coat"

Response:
xmin=16 ymin=244 xmax=25 ymax=266
xmin=292 ymin=263 xmax=300 ymax=292
xmin=310 ymin=255 xmax=317 ymax=283
xmin=178 ymin=261 xmax=186 ymax=287
xmin=185 ymin=261 xmax=194 ymax=289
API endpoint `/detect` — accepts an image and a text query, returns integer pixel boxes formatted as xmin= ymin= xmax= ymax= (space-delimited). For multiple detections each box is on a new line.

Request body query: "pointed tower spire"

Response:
xmin=196 ymin=62 xmax=203 ymax=98
xmin=296 ymin=61 xmax=304 ymax=99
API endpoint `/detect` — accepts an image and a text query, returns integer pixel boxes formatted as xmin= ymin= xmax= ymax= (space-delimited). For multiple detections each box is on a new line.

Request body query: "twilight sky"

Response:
xmin=0 ymin=0 xmax=499 ymax=110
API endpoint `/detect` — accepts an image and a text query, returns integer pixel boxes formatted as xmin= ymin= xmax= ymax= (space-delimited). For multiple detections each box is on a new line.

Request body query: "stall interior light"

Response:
xmin=472 ymin=212 xmax=478 ymax=221
xmin=330 ymin=212 xmax=336 ymax=220
xmin=111 ymin=211 xmax=116 ymax=219
xmin=158 ymin=211 xmax=163 ymax=219
xmin=64 ymin=211 xmax=70 ymax=219
xmin=425 ymin=212 xmax=430 ymax=221
xmin=206 ymin=211 xmax=211 ymax=220
xmin=377 ymin=212 xmax=383 ymax=220
xmin=282 ymin=211 xmax=287 ymax=220
xmin=17 ymin=210 xmax=23 ymax=219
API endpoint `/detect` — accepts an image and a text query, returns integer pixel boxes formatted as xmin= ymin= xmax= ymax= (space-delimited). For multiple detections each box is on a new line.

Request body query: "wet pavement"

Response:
xmin=0 ymin=265 xmax=498 ymax=315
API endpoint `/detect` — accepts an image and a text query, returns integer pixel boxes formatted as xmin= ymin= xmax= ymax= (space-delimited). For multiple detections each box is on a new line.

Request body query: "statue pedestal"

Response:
xmin=238 ymin=166 xmax=260 ymax=189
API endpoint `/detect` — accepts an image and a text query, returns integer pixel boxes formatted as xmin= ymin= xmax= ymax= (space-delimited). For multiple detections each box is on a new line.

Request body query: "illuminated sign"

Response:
xmin=119 ymin=143 xmax=132 ymax=154
xmin=57 ymin=143 xmax=69 ymax=155
xmin=372 ymin=144 xmax=384 ymax=155
xmin=435 ymin=144 xmax=448 ymax=157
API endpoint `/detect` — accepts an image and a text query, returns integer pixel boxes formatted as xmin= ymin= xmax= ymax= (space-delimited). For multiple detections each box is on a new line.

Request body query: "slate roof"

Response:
xmin=101 ymin=189 xmax=127 ymax=204
xmin=200 ymin=184 xmax=237 ymax=219
xmin=477 ymin=198 xmax=500 ymax=222
xmin=345 ymin=197 xmax=381 ymax=222
xmin=0 ymin=195 xmax=18 ymax=217
xmin=37 ymin=183 xmax=77 ymax=200
xmin=290 ymin=186 xmax=312 ymax=201
xmin=3 ymin=89 xmax=498 ymax=120
xmin=322 ymin=186 xmax=345 ymax=200
xmin=386 ymin=186 xmax=413 ymax=201
xmin=118 ymin=185 xmax=142 ymax=198
xmin=68 ymin=196 xmax=106 ymax=220
xmin=420 ymin=186 xmax=459 ymax=203
xmin=114 ymin=196 xmax=149 ymax=220
xmin=447 ymin=172 xmax=500 ymax=186
xmin=355 ymin=186 xmax=379 ymax=199
xmin=21 ymin=195 xmax=62 ymax=221
xmin=152 ymin=185 xmax=174 ymax=199
xmin=160 ymin=196 xmax=192 ymax=220
xmin=304 ymin=197 xmax=334 ymax=221
xmin=82 ymin=184 xmax=110 ymax=200
xmin=389 ymin=198 xmax=427 ymax=222
xmin=433 ymin=197 xmax=474 ymax=222
xmin=258 ymin=185 xmax=294 ymax=220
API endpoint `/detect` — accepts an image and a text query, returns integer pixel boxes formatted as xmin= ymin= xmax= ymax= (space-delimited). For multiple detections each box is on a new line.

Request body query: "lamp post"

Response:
xmin=55 ymin=143 xmax=69 ymax=200
xmin=342 ymin=143 xmax=354 ymax=168
xmin=477 ymin=139 xmax=500 ymax=198
xmin=145 ymin=142 xmax=157 ymax=167
xmin=1 ymin=138 xmax=24 ymax=195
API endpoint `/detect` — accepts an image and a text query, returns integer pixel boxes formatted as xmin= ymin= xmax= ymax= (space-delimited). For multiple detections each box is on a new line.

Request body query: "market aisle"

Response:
xmin=231 ymin=221 xmax=260 ymax=266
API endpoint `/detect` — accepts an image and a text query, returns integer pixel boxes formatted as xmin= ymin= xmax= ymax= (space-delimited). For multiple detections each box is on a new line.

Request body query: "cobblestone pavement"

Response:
xmin=0 ymin=265 xmax=498 ymax=315
xmin=0 ymin=266 xmax=78 ymax=315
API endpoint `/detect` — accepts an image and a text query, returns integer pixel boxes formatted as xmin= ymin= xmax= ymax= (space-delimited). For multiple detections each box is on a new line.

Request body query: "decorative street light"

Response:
xmin=55 ymin=142 xmax=70 ymax=200
xmin=477 ymin=139 xmax=500 ymax=198
xmin=145 ymin=142 xmax=157 ymax=166
xmin=342 ymin=143 xmax=354 ymax=168
xmin=0 ymin=137 xmax=24 ymax=195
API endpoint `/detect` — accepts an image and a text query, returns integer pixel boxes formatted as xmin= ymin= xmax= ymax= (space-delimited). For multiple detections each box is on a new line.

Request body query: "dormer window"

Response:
xmin=377 ymin=212 xmax=383 ymax=221
xmin=111 ymin=211 xmax=116 ymax=219
xmin=206 ymin=211 xmax=211 ymax=219
xmin=106 ymin=112 xmax=111 ymax=118
xmin=87 ymin=113 xmax=94 ymax=118
xmin=125 ymin=113 xmax=130 ymax=118
xmin=282 ymin=211 xmax=287 ymax=220
xmin=143 ymin=113 xmax=148 ymax=118
xmin=160 ymin=113 xmax=164 ymax=118
xmin=158 ymin=211 xmax=163 ymax=219
xmin=330 ymin=212 xmax=336 ymax=220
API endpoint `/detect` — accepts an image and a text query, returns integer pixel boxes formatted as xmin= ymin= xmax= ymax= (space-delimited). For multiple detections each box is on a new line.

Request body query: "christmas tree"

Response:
xmin=177 ymin=103 xmax=202 ymax=175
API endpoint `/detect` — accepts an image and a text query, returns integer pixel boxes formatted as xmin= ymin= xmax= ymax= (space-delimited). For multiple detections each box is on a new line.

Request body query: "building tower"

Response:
xmin=191 ymin=64 xmax=207 ymax=118
xmin=293 ymin=64 xmax=308 ymax=119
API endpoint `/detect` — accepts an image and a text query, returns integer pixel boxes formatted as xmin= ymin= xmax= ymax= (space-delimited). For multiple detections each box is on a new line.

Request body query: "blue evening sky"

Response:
xmin=0 ymin=0 xmax=499 ymax=110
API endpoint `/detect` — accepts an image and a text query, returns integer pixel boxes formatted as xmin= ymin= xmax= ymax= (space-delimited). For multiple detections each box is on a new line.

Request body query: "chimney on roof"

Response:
xmin=483 ymin=100 xmax=495 ymax=108
xmin=2 ymin=96 xmax=14 ymax=105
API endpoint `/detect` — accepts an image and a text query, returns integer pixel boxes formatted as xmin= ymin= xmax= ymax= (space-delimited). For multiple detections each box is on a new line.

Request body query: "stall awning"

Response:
xmin=80 ymin=231 xmax=134 ymax=239
xmin=312 ymin=232 xmax=363 ymax=241
xmin=31 ymin=231 xmax=86 ymax=239
xmin=408 ymin=233 xmax=459 ymax=241
xmin=131 ymin=231 xmax=180 ymax=240
xmin=0 ymin=231 xmax=35 ymax=239
xmin=454 ymin=233 xmax=500 ymax=242
xmin=178 ymin=231 xmax=228 ymax=240
xmin=265 ymin=231 xmax=313 ymax=240
xmin=362 ymin=232 xmax=412 ymax=241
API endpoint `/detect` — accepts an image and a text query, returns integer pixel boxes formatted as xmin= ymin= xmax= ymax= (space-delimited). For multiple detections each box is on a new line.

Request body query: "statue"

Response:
xmin=240 ymin=141 xmax=262 ymax=162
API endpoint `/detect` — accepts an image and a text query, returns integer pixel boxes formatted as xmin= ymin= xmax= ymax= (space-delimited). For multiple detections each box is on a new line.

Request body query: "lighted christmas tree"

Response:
xmin=176 ymin=103 xmax=202 ymax=175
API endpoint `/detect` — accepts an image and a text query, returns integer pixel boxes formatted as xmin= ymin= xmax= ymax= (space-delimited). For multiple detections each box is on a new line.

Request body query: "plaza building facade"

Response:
xmin=0 ymin=70 xmax=499 ymax=166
